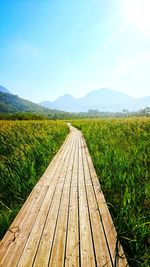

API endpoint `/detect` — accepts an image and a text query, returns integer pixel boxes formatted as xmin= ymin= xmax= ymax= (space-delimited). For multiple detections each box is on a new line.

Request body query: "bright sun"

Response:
xmin=124 ymin=0 xmax=150 ymax=33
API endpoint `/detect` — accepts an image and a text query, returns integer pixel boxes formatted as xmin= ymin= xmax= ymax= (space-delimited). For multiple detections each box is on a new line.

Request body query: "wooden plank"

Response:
xmin=82 ymin=133 xmax=128 ymax=267
xmin=65 ymin=135 xmax=79 ymax=267
xmin=80 ymin=136 xmax=112 ymax=267
xmin=49 ymin=131 xmax=77 ymax=266
xmin=32 ymin=132 xmax=75 ymax=267
xmin=78 ymin=137 xmax=96 ymax=267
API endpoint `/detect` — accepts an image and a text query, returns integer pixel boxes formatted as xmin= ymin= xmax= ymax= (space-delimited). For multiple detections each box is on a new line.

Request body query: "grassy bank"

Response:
xmin=73 ymin=118 xmax=150 ymax=267
xmin=0 ymin=120 xmax=69 ymax=239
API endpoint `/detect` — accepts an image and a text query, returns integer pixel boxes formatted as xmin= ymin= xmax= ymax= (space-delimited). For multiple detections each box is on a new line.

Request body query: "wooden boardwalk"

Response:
xmin=0 ymin=125 xmax=128 ymax=267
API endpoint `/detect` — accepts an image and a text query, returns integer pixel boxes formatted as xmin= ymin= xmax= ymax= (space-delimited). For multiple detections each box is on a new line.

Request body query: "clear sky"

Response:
xmin=0 ymin=0 xmax=150 ymax=102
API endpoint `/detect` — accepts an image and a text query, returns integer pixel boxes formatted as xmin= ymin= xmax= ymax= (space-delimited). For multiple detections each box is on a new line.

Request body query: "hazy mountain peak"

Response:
xmin=55 ymin=94 xmax=76 ymax=101
xmin=86 ymin=88 xmax=133 ymax=97
xmin=88 ymin=88 xmax=113 ymax=94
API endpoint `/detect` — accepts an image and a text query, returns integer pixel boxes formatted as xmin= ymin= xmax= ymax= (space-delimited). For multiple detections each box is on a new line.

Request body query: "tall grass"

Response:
xmin=73 ymin=118 xmax=150 ymax=267
xmin=0 ymin=120 xmax=68 ymax=239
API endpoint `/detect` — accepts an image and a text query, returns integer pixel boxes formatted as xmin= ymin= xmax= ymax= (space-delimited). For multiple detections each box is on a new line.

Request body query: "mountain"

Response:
xmin=40 ymin=88 xmax=150 ymax=112
xmin=78 ymin=88 xmax=135 ymax=112
xmin=0 ymin=85 xmax=10 ymax=94
xmin=1 ymin=86 xmax=149 ymax=115
xmin=41 ymin=94 xmax=80 ymax=112
xmin=0 ymin=91 xmax=65 ymax=116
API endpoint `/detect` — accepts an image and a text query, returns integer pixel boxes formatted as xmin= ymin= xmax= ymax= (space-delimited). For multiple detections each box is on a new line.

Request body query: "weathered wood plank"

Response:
xmin=65 ymin=134 xmax=79 ymax=267
xmin=48 ymin=132 xmax=77 ymax=267
xmin=80 ymin=136 xmax=112 ymax=267
xmin=32 ymin=133 xmax=75 ymax=267
xmin=78 ymin=138 xmax=96 ymax=267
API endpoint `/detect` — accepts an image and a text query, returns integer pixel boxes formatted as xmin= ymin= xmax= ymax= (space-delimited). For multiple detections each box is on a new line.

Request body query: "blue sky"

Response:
xmin=0 ymin=0 xmax=150 ymax=102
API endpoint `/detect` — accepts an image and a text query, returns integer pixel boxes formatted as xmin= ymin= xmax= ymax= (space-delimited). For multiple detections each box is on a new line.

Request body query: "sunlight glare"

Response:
xmin=124 ymin=0 xmax=150 ymax=33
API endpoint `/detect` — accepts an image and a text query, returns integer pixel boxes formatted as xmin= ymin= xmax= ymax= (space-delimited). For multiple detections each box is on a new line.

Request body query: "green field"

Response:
xmin=0 ymin=120 xmax=68 ymax=238
xmin=0 ymin=118 xmax=149 ymax=266
xmin=73 ymin=118 xmax=150 ymax=267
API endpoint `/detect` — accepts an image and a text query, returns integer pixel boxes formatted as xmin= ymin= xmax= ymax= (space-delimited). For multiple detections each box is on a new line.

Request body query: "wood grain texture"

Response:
xmin=0 ymin=125 xmax=128 ymax=267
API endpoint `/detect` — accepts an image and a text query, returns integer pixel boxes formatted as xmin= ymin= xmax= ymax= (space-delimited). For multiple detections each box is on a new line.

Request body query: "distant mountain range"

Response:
xmin=40 ymin=88 xmax=150 ymax=112
xmin=0 ymin=86 xmax=149 ymax=114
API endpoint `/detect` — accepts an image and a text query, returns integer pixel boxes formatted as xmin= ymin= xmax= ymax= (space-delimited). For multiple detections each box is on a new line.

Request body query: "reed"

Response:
xmin=0 ymin=120 xmax=68 ymax=238
xmin=73 ymin=117 xmax=150 ymax=267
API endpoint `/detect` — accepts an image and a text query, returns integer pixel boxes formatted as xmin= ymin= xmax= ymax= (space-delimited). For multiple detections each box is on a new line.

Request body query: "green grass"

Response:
xmin=0 ymin=120 xmax=69 ymax=239
xmin=73 ymin=118 xmax=150 ymax=267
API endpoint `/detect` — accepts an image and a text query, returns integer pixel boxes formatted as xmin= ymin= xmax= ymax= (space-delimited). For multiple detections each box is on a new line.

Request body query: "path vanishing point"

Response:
xmin=0 ymin=125 xmax=128 ymax=267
